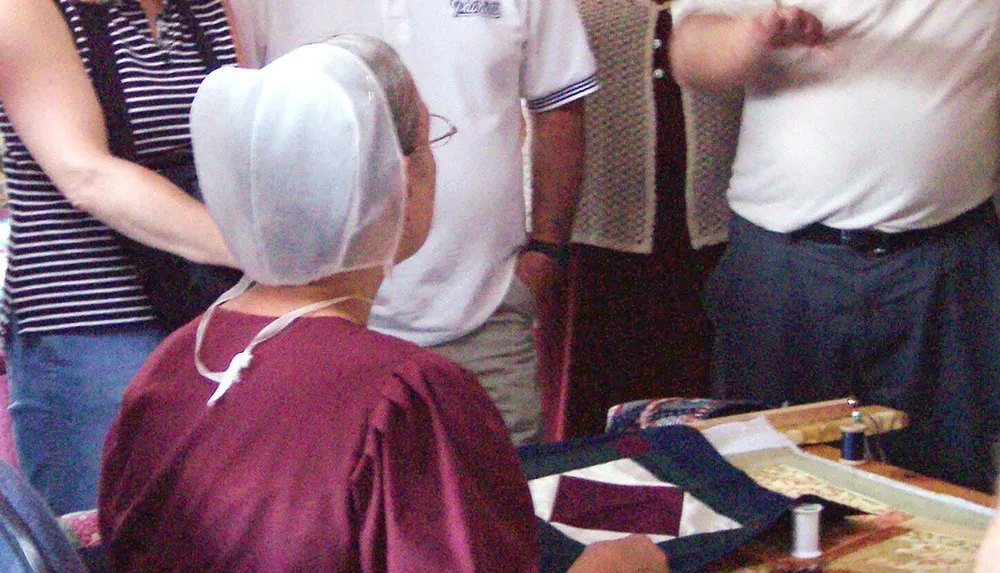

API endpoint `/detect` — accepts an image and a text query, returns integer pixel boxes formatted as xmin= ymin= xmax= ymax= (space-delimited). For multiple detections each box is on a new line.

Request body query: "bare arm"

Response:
xmin=219 ymin=0 xmax=264 ymax=68
xmin=527 ymin=99 xmax=585 ymax=246
xmin=0 ymin=0 xmax=236 ymax=266
xmin=670 ymin=8 xmax=825 ymax=92
xmin=218 ymin=0 xmax=250 ymax=67
xmin=515 ymin=98 xmax=585 ymax=300
xmin=516 ymin=98 xmax=585 ymax=295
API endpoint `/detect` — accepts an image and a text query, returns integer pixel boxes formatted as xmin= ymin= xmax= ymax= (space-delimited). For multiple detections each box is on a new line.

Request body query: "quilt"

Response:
xmin=519 ymin=425 xmax=856 ymax=572
xmin=718 ymin=449 xmax=994 ymax=572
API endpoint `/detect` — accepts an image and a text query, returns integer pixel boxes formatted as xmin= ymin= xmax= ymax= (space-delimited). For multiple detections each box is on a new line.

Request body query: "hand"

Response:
xmin=567 ymin=534 xmax=670 ymax=573
xmin=750 ymin=6 xmax=825 ymax=49
xmin=514 ymin=248 xmax=566 ymax=304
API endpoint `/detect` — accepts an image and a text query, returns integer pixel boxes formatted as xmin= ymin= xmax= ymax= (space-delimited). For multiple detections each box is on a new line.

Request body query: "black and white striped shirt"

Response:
xmin=0 ymin=0 xmax=236 ymax=334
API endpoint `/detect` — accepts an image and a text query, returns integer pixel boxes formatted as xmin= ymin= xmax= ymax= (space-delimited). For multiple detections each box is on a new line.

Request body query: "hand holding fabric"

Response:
xmin=566 ymin=534 xmax=670 ymax=573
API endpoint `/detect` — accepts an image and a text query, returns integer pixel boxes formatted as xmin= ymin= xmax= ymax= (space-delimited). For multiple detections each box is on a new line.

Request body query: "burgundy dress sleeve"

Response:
xmin=353 ymin=356 xmax=540 ymax=573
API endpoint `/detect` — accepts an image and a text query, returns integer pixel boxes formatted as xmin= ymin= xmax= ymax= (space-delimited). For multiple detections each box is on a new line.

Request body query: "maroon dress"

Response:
xmin=99 ymin=309 xmax=539 ymax=572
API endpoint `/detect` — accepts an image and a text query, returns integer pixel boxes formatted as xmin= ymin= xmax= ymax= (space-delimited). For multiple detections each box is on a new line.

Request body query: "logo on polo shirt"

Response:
xmin=451 ymin=0 xmax=501 ymax=18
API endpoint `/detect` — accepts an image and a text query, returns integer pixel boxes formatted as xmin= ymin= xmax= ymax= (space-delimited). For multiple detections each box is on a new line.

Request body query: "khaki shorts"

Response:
xmin=429 ymin=276 xmax=540 ymax=446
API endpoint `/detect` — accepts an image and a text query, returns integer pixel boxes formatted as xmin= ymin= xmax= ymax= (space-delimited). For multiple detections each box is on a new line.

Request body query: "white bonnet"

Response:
xmin=190 ymin=40 xmax=407 ymax=285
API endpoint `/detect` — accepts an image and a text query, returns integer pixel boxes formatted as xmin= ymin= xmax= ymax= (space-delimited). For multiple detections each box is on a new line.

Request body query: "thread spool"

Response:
xmin=791 ymin=503 xmax=824 ymax=559
xmin=839 ymin=422 xmax=866 ymax=465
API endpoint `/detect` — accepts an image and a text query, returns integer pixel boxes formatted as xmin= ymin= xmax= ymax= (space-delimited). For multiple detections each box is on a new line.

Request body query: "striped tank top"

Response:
xmin=0 ymin=0 xmax=236 ymax=334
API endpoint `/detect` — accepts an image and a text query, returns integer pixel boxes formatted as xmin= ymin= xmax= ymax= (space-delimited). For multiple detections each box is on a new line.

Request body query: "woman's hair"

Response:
xmin=323 ymin=35 xmax=424 ymax=155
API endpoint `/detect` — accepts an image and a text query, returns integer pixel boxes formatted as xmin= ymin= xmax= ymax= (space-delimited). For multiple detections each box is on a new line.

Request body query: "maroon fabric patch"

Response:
xmin=613 ymin=433 xmax=652 ymax=457
xmin=550 ymin=475 xmax=684 ymax=535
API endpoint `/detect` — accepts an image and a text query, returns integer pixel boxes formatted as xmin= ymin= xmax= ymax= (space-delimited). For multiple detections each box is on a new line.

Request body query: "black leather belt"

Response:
xmin=789 ymin=202 xmax=990 ymax=256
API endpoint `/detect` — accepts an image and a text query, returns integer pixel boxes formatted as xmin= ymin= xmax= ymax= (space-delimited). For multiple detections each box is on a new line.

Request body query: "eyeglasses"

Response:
xmin=425 ymin=113 xmax=458 ymax=149
xmin=407 ymin=114 xmax=458 ymax=156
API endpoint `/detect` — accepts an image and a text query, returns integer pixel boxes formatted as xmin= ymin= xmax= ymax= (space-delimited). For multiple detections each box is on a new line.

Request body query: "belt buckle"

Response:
xmin=840 ymin=229 xmax=889 ymax=256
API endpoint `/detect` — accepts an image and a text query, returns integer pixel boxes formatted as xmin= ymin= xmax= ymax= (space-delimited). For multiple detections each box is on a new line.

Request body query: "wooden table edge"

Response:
xmin=803 ymin=444 xmax=997 ymax=509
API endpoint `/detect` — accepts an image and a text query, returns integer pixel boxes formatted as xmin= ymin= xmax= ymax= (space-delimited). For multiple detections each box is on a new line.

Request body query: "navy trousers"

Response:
xmin=706 ymin=203 xmax=1000 ymax=492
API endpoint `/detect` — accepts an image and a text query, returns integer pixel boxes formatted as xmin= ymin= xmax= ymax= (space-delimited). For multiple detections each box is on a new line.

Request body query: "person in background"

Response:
xmin=0 ymin=0 xmax=238 ymax=514
xmin=99 ymin=36 xmax=668 ymax=573
xmin=225 ymin=0 xmax=598 ymax=446
xmin=670 ymin=0 xmax=1000 ymax=492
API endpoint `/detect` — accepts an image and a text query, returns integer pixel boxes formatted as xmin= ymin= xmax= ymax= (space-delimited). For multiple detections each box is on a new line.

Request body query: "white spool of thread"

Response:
xmin=791 ymin=503 xmax=823 ymax=559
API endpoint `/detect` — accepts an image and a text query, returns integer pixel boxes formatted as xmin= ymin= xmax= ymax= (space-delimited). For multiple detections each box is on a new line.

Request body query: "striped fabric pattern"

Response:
xmin=525 ymin=75 xmax=599 ymax=112
xmin=0 ymin=0 xmax=235 ymax=334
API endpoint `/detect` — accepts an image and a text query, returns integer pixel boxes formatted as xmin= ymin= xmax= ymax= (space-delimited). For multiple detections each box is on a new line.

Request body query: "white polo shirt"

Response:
xmin=672 ymin=0 xmax=1000 ymax=233
xmin=226 ymin=0 xmax=598 ymax=345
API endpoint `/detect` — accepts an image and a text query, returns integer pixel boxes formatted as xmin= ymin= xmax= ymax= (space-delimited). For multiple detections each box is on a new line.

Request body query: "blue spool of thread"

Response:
xmin=839 ymin=422 xmax=866 ymax=465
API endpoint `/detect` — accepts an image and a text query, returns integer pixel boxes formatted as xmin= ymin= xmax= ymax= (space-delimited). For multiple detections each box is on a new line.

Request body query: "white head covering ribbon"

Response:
xmin=193 ymin=277 xmax=371 ymax=406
